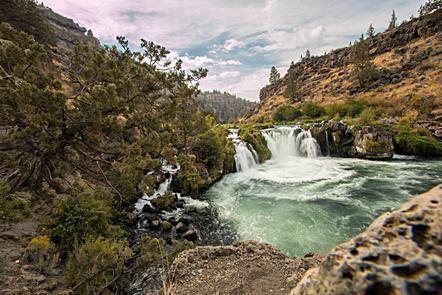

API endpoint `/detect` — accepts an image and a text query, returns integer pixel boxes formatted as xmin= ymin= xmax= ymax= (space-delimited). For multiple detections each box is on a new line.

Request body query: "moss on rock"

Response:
xmin=239 ymin=126 xmax=271 ymax=162
xmin=394 ymin=133 xmax=442 ymax=156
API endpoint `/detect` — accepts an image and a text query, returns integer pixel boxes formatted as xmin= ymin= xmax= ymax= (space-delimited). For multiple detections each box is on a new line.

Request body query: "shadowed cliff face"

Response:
xmin=250 ymin=9 xmax=442 ymax=134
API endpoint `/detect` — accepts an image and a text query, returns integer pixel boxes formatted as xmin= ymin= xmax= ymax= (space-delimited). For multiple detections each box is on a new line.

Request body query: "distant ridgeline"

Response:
xmin=197 ymin=90 xmax=257 ymax=123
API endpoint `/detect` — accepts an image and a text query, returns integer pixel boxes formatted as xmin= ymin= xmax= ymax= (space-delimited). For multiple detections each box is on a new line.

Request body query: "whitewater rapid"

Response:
xmin=204 ymin=126 xmax=442 ymax=256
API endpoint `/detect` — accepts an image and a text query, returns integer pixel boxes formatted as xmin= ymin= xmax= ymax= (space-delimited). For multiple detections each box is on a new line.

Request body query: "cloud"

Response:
xmin=43 ymin=0 xmax=426 ymax=100
xmin=218 ymin=71 xmax=241 ymax=79
xmin=223 ymin=39 xmax=245 ymax=51
xmin=218 ymin=60 xmax=242 ymax=66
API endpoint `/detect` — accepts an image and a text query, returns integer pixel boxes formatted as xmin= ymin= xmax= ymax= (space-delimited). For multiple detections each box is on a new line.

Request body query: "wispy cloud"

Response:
xmin=44 ymin=0 xmax=426 ymax=101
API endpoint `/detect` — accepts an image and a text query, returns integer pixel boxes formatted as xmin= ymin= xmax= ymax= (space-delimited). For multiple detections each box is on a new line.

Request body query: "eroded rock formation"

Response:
xmin=292 ymin=184 xmax=442 ymax=294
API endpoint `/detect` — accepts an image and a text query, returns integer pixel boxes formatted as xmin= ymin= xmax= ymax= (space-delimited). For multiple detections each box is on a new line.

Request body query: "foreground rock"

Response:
xmin=171 ymin=240 xmax=325 ymax=295
xmin=292 ymin=184 xmax=442 ymax=294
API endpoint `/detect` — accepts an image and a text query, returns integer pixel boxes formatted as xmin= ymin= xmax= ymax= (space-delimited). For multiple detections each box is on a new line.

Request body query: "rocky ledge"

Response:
xmin=170 ymin=184 xmax=442 ymax=294
xmin=170 ymin=241 xmax=325 ymax=295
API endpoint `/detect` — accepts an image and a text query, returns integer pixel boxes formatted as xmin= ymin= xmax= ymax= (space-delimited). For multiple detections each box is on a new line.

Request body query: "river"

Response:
xmin=203 ymin=126 xmax=442 ymax=257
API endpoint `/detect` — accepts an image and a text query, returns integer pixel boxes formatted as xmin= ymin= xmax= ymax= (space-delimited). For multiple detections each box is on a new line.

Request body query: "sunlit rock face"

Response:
xmin=292 ymin=184 xmax=442 ymax=295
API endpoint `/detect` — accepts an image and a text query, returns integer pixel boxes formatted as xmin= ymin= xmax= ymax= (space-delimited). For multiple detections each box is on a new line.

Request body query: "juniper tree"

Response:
xmin=350 ymin=37 xmax=377 ymax=87
xmin=269 ymin=66 xmax=280 ymax=84
xmin=388 ymin=10 xmax=397 ymax=30
xmin=284 ymin=68 xmax=301 ymax=99
xmin=367 ymin=24 xmax=375 ymax=38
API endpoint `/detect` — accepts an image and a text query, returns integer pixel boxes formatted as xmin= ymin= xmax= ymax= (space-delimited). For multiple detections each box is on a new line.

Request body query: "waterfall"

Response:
xmin=325 ymin=130 xmax=331 ymax=156
xmin=228 ymin=129 xmax=259 ymax=172
xmin=262 ymin=126 xmax=321 ymax=159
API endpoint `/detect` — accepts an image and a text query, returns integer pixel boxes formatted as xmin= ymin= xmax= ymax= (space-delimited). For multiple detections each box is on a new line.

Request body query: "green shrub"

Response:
xmin=358 ymin=109 xmax=377 ymax=126
xmin=151 ymin=191 xmax=176 ymax=210
xmin=394 ymin=133 xmax=442 ymax=156
xmin=66 ymin=237 xmax=132 ymax=294
xmin=325 ymin=99 xmax=366 ymax=118
xmin=192 ymin=128 xmax=224 ymax=170
xmin=223 ymin=140 xmax=236 ymax=173
xmin=365 ymin=139 xmax=390 ymax=153
xmin=137 ymin=236 xmax=165 ymax=266
xmin=47 ymin=185 xmax=124 ymax=258
xmin=302 ymin=102 xmax=325 ymax=118
xmin=161 ymin=221 xmax=172 ymax=231
xmin=0 ymin=181 xmax=31 ymax=223
xmin=272 ymin=105 xmax=302 ymax=122
xmin=24 ymin=235 xmax=58 ymax=272
xmin=345 ymin=99 xmax=366 ymax=117
xmin=239 ymin=126 xmax=271 ymax=162
xmin=137 ymin=236 xmax=193 ymax=267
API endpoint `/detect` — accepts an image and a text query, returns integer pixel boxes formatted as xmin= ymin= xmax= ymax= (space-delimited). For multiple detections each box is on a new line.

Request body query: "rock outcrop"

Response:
xmin=292 ymin=184 xmax=442 ymax=294
xmin=354 ymin=126 xmax=394 ymax=160
xmin=308 ymin=121 xmax=394 ymax=159
xmin=171 ymin=240 xmax=325 ymax=295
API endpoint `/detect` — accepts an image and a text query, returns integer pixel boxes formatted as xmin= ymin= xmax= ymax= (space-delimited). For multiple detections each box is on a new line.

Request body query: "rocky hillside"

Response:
xmin=250 ymin=9 xmax=442 ymax=137
xmin=197 ymin=90 xmax=257 ymax=123
xmin=171 ymin=184 xmax=442 ymax=294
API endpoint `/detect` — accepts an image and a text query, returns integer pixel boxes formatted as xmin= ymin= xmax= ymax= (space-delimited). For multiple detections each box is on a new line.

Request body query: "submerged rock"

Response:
xmin=292 ymin=184 xmax=442 ymax=294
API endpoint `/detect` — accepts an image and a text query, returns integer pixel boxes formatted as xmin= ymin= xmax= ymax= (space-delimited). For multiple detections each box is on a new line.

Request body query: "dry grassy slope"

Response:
xmin=248 ymin=10 xmax=442 ymax=124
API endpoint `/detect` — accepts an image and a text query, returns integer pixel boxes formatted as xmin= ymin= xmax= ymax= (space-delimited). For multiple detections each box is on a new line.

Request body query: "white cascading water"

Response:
xmin=262 ymin=126 xmax=321 ymax=159
xmin=228 ymin=129 xmax=259 ymax=172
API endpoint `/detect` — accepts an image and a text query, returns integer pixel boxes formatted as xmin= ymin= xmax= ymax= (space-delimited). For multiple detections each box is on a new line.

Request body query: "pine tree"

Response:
xmin=367 ymin=24 xmax=375 ymax=38
xmin=388 ymin=10 xmax=397 ymax=30
xmin=305 ymin=49 xmax=311 ymax=59
xmin=269 ymin=66 xmax=280 ymax=84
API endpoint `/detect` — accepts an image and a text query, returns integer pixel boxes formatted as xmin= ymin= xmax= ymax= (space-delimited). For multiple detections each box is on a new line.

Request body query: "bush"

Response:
xmin=137 ymin=236 xmax=165 ymax=266
xmin=358 ymin=109 xmax=376 ymax=126
xmin=151 ymin=191 xmax=176 ymax=210
xmin=325 ymin=99 xmax=366 ymax=118
xmin=192 ymin=128 xmax=225 ymax=170
xmin=302 ymin=102 xmax=325 ymax=118
xmin=0 ymin=181 xmax=31 ymax=223
xmin=66 ymin=237 xmax=132 ymax=294
xmin=24 ymin=235 xmax=58 ymax=272
xmin=223 ymin=140 xmax=236 ymax=173
xmin=137 ymin=236 xmax=193 ymax=267
xmin=394 ymin=133 xmax=442 ymax=156
xmin=47 ymin=185 xmax=124 ymax=258
xmin=272 ymin=105 xmax=302 ymax=122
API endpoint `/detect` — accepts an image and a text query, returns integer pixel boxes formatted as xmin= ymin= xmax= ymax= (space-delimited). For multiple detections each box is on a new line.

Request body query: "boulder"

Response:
xmin=182 ymin=229 xmax=199 ymax=241
xmin=292 ymin=184 xmax=442 ymax=295
xmin=354 ymin=126 xmax=394 ymax=160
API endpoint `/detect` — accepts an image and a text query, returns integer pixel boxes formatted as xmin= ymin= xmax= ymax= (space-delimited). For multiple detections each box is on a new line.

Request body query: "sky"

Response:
xmin=43 ymin=0 xmax=425 ymax=101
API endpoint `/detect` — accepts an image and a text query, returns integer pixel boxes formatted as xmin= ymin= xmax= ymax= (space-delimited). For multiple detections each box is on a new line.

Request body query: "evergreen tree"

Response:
xmin=284 ymin=68 xmax=301 ymax=99
xmin=350 ymin=38 xmax=377 ymax=87
xmin=269 ymin=66 xmax=280 ymax=84
xmin=388 ymin=10 xmax=397 ymax=30
xmin=305 ymin=49 xmax=311 ymax=59
xmin=367 ymin=24 xmax=375 ymax=38
xmin=419 ymin=0 xmax=442 ymax=16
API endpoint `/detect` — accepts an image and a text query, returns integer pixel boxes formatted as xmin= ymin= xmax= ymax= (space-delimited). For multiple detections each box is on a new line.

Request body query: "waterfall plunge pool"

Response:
xmin=201 ymin=126 xmax=442 ymax=257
